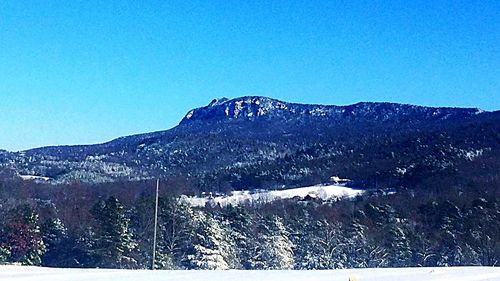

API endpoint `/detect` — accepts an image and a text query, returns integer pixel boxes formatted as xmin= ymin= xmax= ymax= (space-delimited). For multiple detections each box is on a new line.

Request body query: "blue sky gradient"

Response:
xmin=0 ymin=1 xmax=498 ymax=151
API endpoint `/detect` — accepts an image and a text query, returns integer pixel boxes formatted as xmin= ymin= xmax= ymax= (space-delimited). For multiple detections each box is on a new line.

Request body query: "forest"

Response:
xmin=0 ymin=176 xmax=498 ymax=269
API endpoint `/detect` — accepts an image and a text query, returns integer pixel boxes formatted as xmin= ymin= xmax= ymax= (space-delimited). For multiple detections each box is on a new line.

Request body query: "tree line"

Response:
xmin=0 ymin=180 xmax=498 ymax=269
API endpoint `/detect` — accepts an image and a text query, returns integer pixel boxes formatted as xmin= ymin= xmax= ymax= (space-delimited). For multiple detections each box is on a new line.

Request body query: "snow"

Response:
xmin=19 ymin=175 xmax=51 ymax=181
xmin=1 ymin=266 xmax=499 ymax=281
xmin=182 ymin=184 xmax=364 ymax=207
xmin=185 ymin=110 xmax=195 ymax=119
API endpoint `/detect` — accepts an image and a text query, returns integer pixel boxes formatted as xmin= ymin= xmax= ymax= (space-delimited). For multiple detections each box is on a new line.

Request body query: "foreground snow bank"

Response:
xmin=1 ymin=266 xmax=499 ymax=281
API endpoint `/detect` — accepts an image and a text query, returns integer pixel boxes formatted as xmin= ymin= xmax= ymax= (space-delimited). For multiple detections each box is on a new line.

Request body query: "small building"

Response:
xmin=330 ymin=176 xmax=350 ymax=184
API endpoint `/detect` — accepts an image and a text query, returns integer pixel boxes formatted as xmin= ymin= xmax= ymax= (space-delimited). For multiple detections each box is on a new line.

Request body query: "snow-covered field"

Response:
xmin=1 ymin=266 xmax=499 ymax=281
xmin=183 ymin=184 xmax=364 ymax=207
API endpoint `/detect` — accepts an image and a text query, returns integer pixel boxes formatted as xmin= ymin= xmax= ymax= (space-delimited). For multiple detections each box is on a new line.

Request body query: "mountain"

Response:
xmin=0 ymin=96 xmax=498 ymax=192
xmin=182 ymin=96 xmax=481 ymax=124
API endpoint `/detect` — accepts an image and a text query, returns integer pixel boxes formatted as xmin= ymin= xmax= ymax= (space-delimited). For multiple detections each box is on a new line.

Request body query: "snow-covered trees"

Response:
xmin=156 ymin=199 xmax=194 ymax=268
xmin=91 ymin=197 xmax=137 ymax=268
xmin=87 ymin=195 xmax=500 ymax=269
xmin=184 ymin=211 xmax=236 ymax=269
xmin=436 ymin=202 xmax=464 ymax=266
xmin=292 ymin=218 xmax=346 ymax=269
xmin=345 ymin=217 xmax=370 ymax=268
xmin=0 ymin=183 xmax=499 ymax=270
xmin=462 ymin=198 xmax=499 ymax=266
xmin=0 ymin=246 xmax=10 ymax=264
xmin=221 ymin=205 xmax=253 ymax=269
xmin=247 ymin=215 xmax=294 ymax=270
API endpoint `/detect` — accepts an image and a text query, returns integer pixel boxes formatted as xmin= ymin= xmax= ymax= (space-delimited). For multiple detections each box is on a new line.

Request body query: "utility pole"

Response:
xmin=152 ymin=178 xmax=160 ymax=270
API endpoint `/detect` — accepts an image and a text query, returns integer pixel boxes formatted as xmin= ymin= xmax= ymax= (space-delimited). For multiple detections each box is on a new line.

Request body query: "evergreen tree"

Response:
xmin=344 ymin=214 xmax=370 ymax=268
xmin=313 ymin=220 xmax=347 ymax=269
xmin=72 ymin=228 xmax=98 ymax=268
xmin=41 ymin=218 xmax=68 ymax=267
xmin=157 ymin=199 xmax=195 ymax=268
xmin=382 ymin=206 xmax=412 ymax=267
xmin=385 ymin=222 xmax=412 ymax=267
xmin=436 ymin=202 xmax=464 ymax=266
xmin=345 ymin=210 xmax=387 ymax=268
xmin=221 ymin=205 xmax=252 ymax=269
xmin=91 ymin=197 xmax=137 ymax=268
xmin=414 ymin=201 xmax=441 ymax=267
xmin=249 ymin=215 xmax=294 ymax=270
xmin=184 ymin=210 xmax=236 ymax=269
xmin=463 ymin=198 xmax=500 ymax=266
xmin=291 ymin=217 xmax=347 ymax=269
xmin=411 ymin=230 xmax=437 ymax=267
xmin=0 ymin=246 xmax=10 ymax=264
xmin=128 ymin=197 xmax=193 ymax=269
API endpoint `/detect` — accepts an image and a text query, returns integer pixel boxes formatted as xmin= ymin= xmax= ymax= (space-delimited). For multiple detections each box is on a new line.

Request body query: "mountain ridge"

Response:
xmin=7 ymin=96 xmax=487 ymax=154
xmin=0 ymin=96 xmax=498 ymax=191
xmin=180 ymin=96 xmax=485 ymax=124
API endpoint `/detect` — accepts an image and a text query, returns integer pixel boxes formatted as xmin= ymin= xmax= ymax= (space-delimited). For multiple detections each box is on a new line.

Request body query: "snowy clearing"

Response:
xmin=1 ymin=266 xmax=499 ymax=281
xmin=19 ymin=175 xmax=51 ymax=181
xmin=182 ymin=184 xmax=364 ymax=207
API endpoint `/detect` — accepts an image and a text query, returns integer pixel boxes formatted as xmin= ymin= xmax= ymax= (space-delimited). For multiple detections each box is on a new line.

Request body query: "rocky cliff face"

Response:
xmin=181 ymin=96 xmax=482 ymax=124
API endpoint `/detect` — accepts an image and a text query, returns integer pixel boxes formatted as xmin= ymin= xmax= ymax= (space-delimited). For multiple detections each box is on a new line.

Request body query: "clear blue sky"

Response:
xmin=0 ymin=1 xmax=498 ymax=151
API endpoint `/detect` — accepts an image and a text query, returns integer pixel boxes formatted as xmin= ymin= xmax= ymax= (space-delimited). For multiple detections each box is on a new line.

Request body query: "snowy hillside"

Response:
xmin=1 ymin=266 xmax=499 ymax=281
xmin=182 ymin=184 xmax=364 ymax=207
